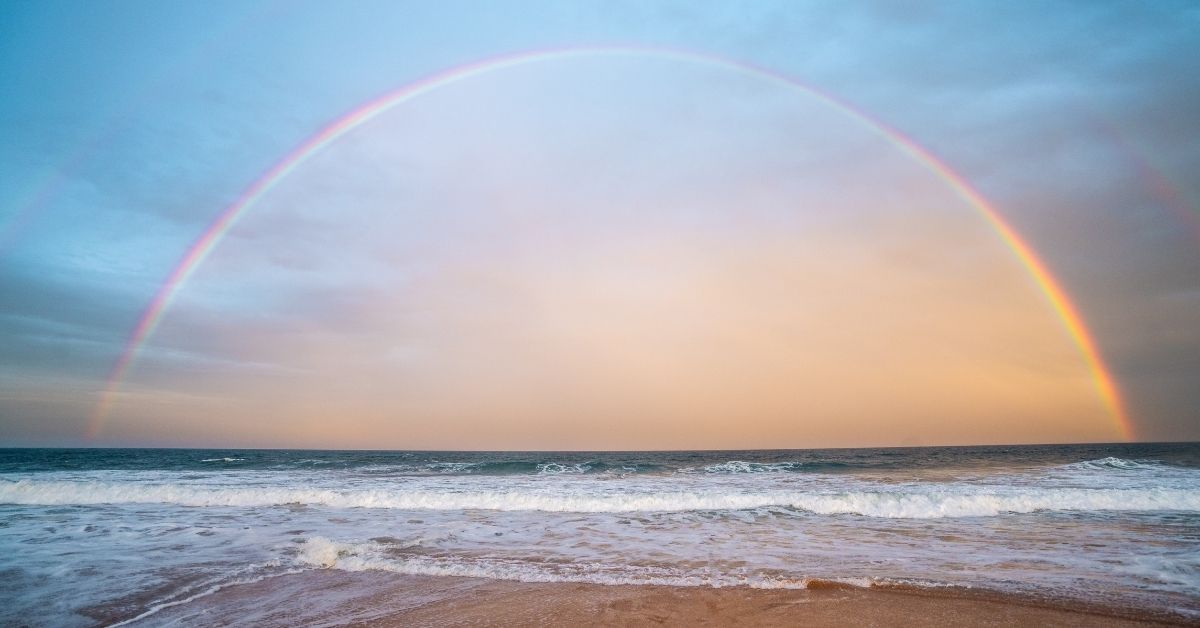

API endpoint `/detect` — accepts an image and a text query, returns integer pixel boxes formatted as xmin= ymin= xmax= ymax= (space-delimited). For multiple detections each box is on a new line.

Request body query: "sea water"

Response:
xmin=1 ymin=443 xmax=1197 ymax=625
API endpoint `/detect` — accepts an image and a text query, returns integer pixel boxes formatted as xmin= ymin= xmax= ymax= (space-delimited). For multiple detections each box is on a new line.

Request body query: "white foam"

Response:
xmin=1115 ymin=554 xmax=1200 ymax=589
xmin=4 ymin=479 xmax=1198 ymax=518
xmin=295 ymin=537 xmax=895 ymax=589
xmin=109 ymin=568 xmax=301 ymax=627
xmin=536 ymin=462 xmax=591 ymax=475
xmin=424 ymin=462 xmax=479 ymax=473
xmin=695 ymin=461 xmax=800 ymax=474
xmin=1064 ymin=457 xmax=1152 ymax=471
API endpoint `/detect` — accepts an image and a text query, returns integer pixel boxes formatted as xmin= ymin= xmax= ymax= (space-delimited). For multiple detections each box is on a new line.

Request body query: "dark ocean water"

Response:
xmin=4 ymin=441 xmax=1199 ymax=473
xmin=1 ymin=443 xmax=1198 ymax=625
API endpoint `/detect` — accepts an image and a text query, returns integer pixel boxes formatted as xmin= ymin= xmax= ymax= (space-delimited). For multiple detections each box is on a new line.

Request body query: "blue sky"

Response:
xmin=1 ymin=1 xmax=1198 ymax=447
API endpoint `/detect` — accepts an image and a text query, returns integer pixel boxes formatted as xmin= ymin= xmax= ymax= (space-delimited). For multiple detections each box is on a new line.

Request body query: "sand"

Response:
xmin=118 ymin=570 xmax=1192 ymax=627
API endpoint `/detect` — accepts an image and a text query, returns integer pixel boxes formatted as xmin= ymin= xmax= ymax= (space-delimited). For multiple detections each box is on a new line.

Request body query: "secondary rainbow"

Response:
xmin=88 ymin=45 xmax=1132 ymax=440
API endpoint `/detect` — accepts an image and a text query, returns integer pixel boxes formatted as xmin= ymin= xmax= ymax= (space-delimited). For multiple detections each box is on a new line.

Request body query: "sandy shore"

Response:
xmin=117 ymin=571 xmax=1191 ymax=627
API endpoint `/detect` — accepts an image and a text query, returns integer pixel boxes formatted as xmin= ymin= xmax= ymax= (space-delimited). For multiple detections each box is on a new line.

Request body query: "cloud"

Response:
xmin=1 ymin=0 xmax=1197 ymax=444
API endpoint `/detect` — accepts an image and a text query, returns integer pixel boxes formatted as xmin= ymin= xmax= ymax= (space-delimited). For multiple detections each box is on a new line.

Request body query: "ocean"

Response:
xmin=1 ymin=443 xmax=1198 ymax=625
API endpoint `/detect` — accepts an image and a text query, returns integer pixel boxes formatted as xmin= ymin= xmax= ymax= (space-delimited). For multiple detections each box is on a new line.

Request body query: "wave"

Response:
xmin=1065 ymin=457 xmax=1158 ymax=472
xmin=296 ymin=458 xmax=847 ymax=476
xmin=294 ymin=536 xmax=930 ymax=590
xmin=224 ymin=458 xmax=1200 ymax=483
xmin=1049 ymin=458 xmax=1200 ymax=482
xmin=690 ymin=461 xmax=821 ymax=474
xmin=353 ymin=460 xmax=665 ymax=476
xmin=3 ymin=479 xmax=1197 ymax=518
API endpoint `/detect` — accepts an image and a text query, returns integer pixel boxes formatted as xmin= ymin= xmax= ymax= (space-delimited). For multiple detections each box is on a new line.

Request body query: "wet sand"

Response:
xmin=124 ymin=570 xmax=1192 ymax=627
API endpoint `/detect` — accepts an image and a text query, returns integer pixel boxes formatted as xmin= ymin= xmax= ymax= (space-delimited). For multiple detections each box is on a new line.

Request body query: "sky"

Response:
xmin=0 ymin=0 xmax=1197 ymax=449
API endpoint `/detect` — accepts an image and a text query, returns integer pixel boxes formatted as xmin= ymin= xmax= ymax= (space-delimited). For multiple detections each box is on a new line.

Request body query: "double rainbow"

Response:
xmin=88 ymin=45 xmax=1132 ymax=440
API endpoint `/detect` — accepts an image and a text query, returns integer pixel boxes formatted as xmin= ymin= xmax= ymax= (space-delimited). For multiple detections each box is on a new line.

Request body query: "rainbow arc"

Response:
xmin=88 ymin=45 xmax=1132 ymax=441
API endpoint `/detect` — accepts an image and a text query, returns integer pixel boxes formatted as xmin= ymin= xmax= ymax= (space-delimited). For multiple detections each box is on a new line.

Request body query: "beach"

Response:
xmin=100 ymin=571 xmax=1188 ymax=627
xmin=2 ymin=445 xmax=1197 ymax=626
xmin=6 ymin=2 xmax=1200 ymax=625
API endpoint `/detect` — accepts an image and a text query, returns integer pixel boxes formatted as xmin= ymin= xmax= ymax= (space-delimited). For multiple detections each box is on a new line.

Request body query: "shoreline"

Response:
xmin=103 ymin=571 xmax=1195 ymax=627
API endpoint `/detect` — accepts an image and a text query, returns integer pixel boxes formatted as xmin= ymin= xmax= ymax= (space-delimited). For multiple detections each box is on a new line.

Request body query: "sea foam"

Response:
xmin=295 ymin=536 xmax=900 ymax=589
xmin=3 ymin=478 xmax=1197 ymax=518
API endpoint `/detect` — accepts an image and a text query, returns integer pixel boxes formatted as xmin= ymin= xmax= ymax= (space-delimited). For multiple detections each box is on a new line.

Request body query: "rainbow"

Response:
xmin=1091 ymin=116 xmax=1200 ymax=243
xmin=88 ymin=45 xmax=1133 ymax=441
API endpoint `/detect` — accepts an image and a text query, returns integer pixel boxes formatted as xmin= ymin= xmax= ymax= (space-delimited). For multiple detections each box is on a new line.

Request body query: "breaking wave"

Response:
xmin=353 ymin=460 xmax=669 ymax=476
xmin=3 ymin=479 xmax=1197 ymax=518
xmin=1065 ymin=457 xmax=1157 ymax=472
xmin=691 ymin=461 xmax=813 ymax=473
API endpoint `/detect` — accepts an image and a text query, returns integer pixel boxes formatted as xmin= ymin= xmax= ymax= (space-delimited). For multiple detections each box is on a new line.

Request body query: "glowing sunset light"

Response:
xmin=81 ymin=49 xmax=1130 ymax=449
